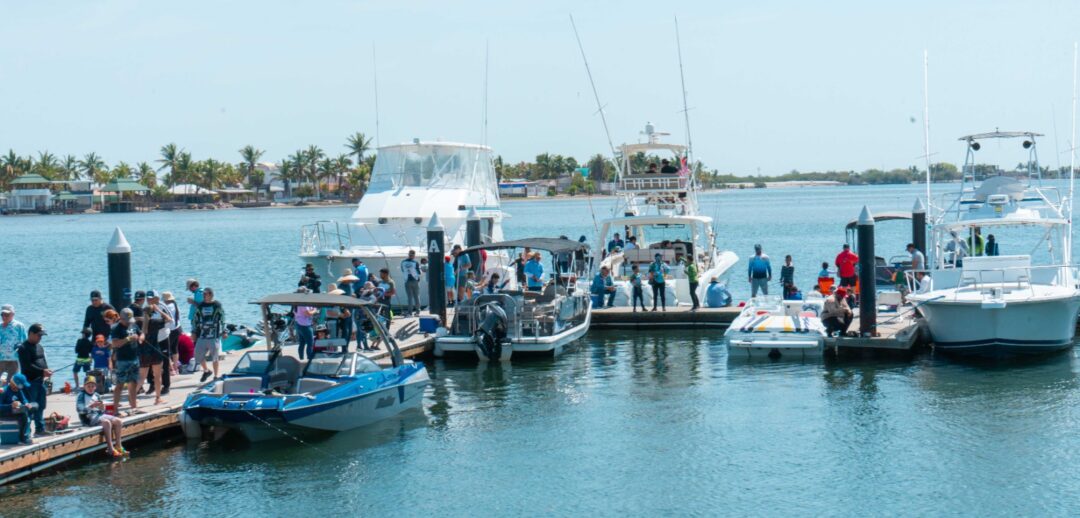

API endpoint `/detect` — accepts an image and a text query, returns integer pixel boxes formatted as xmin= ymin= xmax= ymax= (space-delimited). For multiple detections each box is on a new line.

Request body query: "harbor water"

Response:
xmin=3 ymin=185 xmax=1080 ymax=514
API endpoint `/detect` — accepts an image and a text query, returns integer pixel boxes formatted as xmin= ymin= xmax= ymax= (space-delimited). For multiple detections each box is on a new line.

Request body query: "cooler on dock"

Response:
xmin=0 ymin=419 xmax=21 ymax=445
xmin=419 ymin=316 xmax=439 ymax=333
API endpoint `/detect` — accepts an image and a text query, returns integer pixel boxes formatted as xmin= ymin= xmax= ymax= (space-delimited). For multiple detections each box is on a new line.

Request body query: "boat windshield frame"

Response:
xmin=366 ymin=142 xmax=498 ymax=199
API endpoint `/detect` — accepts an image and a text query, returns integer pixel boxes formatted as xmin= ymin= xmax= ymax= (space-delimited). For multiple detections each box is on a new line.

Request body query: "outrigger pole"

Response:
xmin=675 ymin=16 xmax=693 ymax=167
xmin=922 ymin=50 xmax=932 ymax=214
xmin=1068 ymin=41 xmax=1077 ymax=262
xmin=569 ymin=14 xmax=623 ymax=179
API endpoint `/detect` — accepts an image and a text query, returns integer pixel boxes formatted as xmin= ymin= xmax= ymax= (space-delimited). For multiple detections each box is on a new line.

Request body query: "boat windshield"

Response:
xmin=368 ymin=144 xmax=497 ymax=196
xmin=232 ymin=350 xmax=273 ymax=375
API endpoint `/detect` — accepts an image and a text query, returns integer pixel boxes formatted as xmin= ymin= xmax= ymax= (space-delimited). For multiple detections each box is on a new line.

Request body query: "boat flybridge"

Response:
xmin=906 ymin=131 xmax=1080 ymax=358
xmin=180 ymin=292 xmax=429 ymax=442
xmin=595 ymin=123 xmax=738 ymax=307
xmin=435 ymin=238 xmax=592 ymax=361
xmin=300 ymin=141 xmax=508 ymax=308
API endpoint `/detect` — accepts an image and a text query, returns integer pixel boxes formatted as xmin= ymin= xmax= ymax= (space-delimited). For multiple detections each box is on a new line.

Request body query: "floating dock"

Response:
xmin=824 ymin=308 xmax=925 ymax=354
xmin=0 ymin=316 xmax=437 ymax=486
xmin=590 ymin=306 xmax=741 ymax=328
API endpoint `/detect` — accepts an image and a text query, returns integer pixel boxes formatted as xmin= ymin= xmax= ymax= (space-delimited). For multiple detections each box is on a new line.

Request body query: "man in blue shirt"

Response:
xmin=186 ymin=279 xmax=205 ymax=333
xmin=747 ymin=244 xmax=772 ymax=297
xmin=705 ymin=277 xmax=732 ymax=308
xmin=523 ymin=252 xmax=545 ymax=291
xmin=590 ymin=266 xmax=617 ymax=308
xmin=352 ymin=258 xmax=369 ymax=288
xmin=0 ymin=304 xmax=27 ymax=363
xmin=607 ymin=233 xmax=624 ymax=253
xmin=0 ymin=373 xmax=33 ymax=444
xmin=649 ymin=253 xmax=671 ymax=311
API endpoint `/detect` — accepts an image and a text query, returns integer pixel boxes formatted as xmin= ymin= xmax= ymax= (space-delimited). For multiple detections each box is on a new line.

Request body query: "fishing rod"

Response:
xmin=373 ymin=43 xmax=381 ymax=148
xmin=569 ymin=14 xmax=622 ymax=179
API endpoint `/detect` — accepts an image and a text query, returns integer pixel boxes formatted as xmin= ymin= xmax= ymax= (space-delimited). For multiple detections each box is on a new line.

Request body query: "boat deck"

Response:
xmin=0 ymin=315 xmax=438 ymax=486
xmin=591 ymin=305 xmax=741 ymax=328
xmin=823 ymin=308 xmax=925 ymax=353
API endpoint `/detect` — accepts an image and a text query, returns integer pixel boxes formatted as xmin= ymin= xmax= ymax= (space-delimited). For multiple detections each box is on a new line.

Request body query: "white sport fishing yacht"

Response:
xmin=300 ymin=141 xmax=507 ymax=307
xmin=595 ymin=123 xmax=738 ymax=307
xmin=906 ymin=131 xmax=1080 ymax=358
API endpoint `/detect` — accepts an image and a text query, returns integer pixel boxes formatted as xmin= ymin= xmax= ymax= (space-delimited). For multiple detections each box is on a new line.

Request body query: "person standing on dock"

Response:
xmin=352 ymin=258 xmax=369 ymax=286
xmin=193 ymin=288 xmax=224 ymax=382
xmin=524 ymin=252 xmax=545 ymax=292
xmin=510 ymin=247 xmax=530 ymax=287
xmin=140 ymin=291 xmax=170 ymax=405
xmin=299 ymin=264 xmax=322 ymax=293
xmin=835 ymin=244 xmax=859 ymax=289
xmin=16 ymin=324 xmax=50 ymax=437
xmin=186 ymin=279 xmax=204 ymax=334
xmin=128 ymin=291 xmax=146 ymax=320
xmin=110 ymin=309 xmax=142 ymax=411
xmin=83 ymin=291 xmax=114 ymax=343
xmin=779 ymin=255 xmax=794 ymax=290
xmin=649 ymin=253 xmax=671 ymax=311
xmin=630 ymin=264 xmax=647 ymax=312
xmin=747 ymin=244 xmax=772 ymax=298
xmin=822 ymin=288 xmax=853 ymax=337
xmin=0 ymin=304 xmax=27 ymax=371
xmin=73 ymin=327 xmax=94 ymax=387
xmin=907 ymin=244 xmax=925 ymax=272
xmin=452 ymin=245 xmax=472 ymax=302
xmin=401 ymin=249 xmax=422 ymax=316
xmin=685 ymin=259 xmax=700 ymax=310
xmin=161 ymin=292 xmax=182 ymax=381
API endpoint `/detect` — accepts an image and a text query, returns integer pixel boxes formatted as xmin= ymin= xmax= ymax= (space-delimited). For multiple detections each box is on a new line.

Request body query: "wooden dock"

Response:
xmin=0 ymin=316 xmax=436 ymax=486
xmin=823 ymin=308 xmax=925 ymax=354
xmin=590 ymin=305 xmax=741 ymax=328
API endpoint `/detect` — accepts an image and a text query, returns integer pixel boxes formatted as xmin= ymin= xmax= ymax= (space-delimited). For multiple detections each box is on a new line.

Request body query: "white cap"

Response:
xmin=858 ymin=206 xmax=874 ymax=226
xmin=108 ymin=227 xmax=132 ymax=254
xmin=0 ymin=304 xmax=13 ymax=314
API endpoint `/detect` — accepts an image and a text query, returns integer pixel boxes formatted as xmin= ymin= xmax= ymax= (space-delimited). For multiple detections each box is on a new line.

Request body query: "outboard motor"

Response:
xmin=474 ymin=303 xmax=509 ymax=361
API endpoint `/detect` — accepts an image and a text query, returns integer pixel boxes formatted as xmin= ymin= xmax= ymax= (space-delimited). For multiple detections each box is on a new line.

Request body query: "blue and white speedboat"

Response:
xmin=180 ymin=292 xmax=429 ymax=442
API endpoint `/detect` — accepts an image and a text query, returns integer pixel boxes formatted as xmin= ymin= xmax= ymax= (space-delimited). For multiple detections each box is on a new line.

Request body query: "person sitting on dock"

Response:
xmin=748 ymin=244 xmax=772 ymax=297
xmin=607 ymin=233 xmax=625 ymax=253
xmin=77 ymin=376 xmax=126 ymax=457
xmin=648 ymin=253 xmax=671 ymax=312
xmin=706 ymin=277 xmax=732 ymax=308
xmin=591 ymin=266 xmax=617 ymax=308
xmin=822 ymin=288 xmax=853 ymax=337
xmin=630 ymin=265 xmax=647 ymax=312
xmin=1 ymin=373 xmax=34 ymax=444
xmin=524 ymin=252 xmax=545 ymax=292
xmin=660 ymin=159 xmax=678 ymax=174
xmin=835 ymin=244 xmax=859 ymax=289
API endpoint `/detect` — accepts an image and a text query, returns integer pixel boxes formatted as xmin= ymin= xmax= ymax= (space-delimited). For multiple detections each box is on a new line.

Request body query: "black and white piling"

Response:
xmin=426 ymin=213 xmax=447 ymax=325
xmin=107 ymin=227 xmax=132 ymax=310
xmin=912 ymin=198 xmax=926 ymax=257
xmin=466 ymin=206 xmax=482 ymax=274
xmin=857 ymin=206 xmax=877 ymax=336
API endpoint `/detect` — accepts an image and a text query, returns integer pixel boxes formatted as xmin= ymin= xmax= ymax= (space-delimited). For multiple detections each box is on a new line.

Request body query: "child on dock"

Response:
xmin=76 ymin=377 xmax=127 ymax=457
xmin=630 ymin=265 xmax=647 ymax=312
xmin=90 ymin=334 xmax=111 ymax=392
xmin=817 ymin=262 xmax=834 ymax=296
xmin=73 ymin=328 xmax=93 ymax=386
xmin=779 ymin=255 xmax=794 ymax=290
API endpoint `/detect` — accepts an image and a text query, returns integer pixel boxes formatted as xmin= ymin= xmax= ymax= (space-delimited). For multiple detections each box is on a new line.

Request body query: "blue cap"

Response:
xmin=11 ymin=373 xmax=28 ymax=387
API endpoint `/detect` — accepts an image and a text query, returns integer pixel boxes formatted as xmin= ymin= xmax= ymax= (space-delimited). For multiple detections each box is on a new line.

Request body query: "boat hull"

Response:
xmin=917 ymin=296 xmax=1080 ymax=358
xmin=434 ymin=310 xmax=591 ymax=361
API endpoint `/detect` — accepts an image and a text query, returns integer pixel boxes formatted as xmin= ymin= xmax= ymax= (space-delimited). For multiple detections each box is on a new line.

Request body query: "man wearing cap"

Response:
xmin=16 ymin=323 xmax=51 ymax=436
xmin=193 ymin=287 xmax=225 ymax=382
xmin=352 ymin=258 xmax=369 ymax=287
xmin=298 ymin=264 xmax=322 ymax=293
xmin=0 ymin=305 xmax=27 ymax=375
xmin=835 ymin=244 xmax=860 ymax=290
xmin=822 ymin=288 xmax=854 ymax=337
xmin=0 ymin=373 xmax=34 ymax=444
xmin=128 ymin=291 xmax=146 ymax=320
xmin=83 ymin=290 xmax=114 ymax=340
xmin=401 ymin=249 xmax=422 ymax=316
xmin=110 ymin=308 xmax=143 ymax=411
xmin=747 ymin=244 xmax=772 ymax=298
xmin=186 ymin=279 xmax=204 ymax=336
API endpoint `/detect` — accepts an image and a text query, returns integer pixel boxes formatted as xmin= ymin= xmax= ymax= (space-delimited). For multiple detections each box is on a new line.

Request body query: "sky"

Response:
xmin=1 ymin=0 xmax=1079 ymax=175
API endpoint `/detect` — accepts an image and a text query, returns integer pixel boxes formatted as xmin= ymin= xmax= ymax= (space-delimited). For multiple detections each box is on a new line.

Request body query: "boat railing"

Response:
xmin=300 ymin=220 xmax=352 ymax=254
xmin=620 ymin=175 xmax=689 ymax=193
xmin=904 ymin=264 xmax=1072 ymax=299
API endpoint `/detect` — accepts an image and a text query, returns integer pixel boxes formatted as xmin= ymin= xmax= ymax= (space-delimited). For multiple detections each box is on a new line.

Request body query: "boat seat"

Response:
xmin=295 ymin=377 xmax=337 ymax=395
xmin=314 ymin=338 xmax=347 ymax=352
xmin=221 ymin=376 xmax=263 ymax=395
xmin=267 ymin=356 xmax=301 ymax=393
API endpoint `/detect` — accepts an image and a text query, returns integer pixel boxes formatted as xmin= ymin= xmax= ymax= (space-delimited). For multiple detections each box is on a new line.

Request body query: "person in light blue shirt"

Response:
xmin=186 ymin=279 xmax=204 ymax=332
xmin=523 ymin=252 xmax=545 ymax=291
xmin=648 ymin=253 xmax=671 ymax=311
xmin=747 ymin=244 xmax=772 ymax=297
xmin=352 ymin=258 xmax=369 ymax=287
xmin=705 ymin=277 xmax=732 ymax=308
xmin=0 ymin=305 xmax=27 ymax=362
xmin=590 ymin=266 xmax=616 ymax=308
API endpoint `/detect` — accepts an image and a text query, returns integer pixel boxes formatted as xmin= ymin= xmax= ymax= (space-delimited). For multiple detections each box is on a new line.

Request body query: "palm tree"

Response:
xmin=157 ymin=143 xmax=183 ymax=187
xmin=61 ymin=155 xmax=80 ymax=181
xmin=78 ymin=153 xmax=107 ymax=184
xmin=305 ymin=145 xmax=325 ymax=199
xmin=173 ymin=152 xmax=193 ymax=186
xmin=113 ymin=161 xmax=134 ymax=179
xmin=137 ymin=162 xmax=157 ymax=188
xmin=317 ymin=157 xmax=337 ymax=195
xmin=34 ymin=151 xmax=59 ymax=179
xmin=238 ymin=145 xmax=264 ymax=189
xmin=1 ymin=150 xmax=21 ymax=189
xmin=279 ymin=157 xmax=301 ymax=199
xmin=200 ymin=158 xmax=223 ymax=190
xmin=334 ymin=154 xmax=353 ymax=198
xmin=345 ymin=132 xmax=372 ymax=170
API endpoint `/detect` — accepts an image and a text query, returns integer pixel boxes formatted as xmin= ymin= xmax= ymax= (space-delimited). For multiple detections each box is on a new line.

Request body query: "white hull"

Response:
xmin=601 ymin=252 xmax=738 ymax=308
xmin=912 ymin=290 xmax=1080 ymax=357
xmin=723 ymin=299 xmax=827 ymax=360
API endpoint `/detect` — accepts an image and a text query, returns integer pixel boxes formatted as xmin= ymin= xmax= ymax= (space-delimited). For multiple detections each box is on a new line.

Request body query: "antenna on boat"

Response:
xmin=482 ymin=40 xmax=490 ymax=147
xmin=1068 ymin=41 xmax=1078 ymax=260
xmin=922 ymin=49 xmax=932 ymax=214
xmin=373 ymin=43 xmax=382 ymax=148
xmin=675 ymin=16 xmax=693 ymax=166
xmin=570 ymin=14 xmax=623 ymax=178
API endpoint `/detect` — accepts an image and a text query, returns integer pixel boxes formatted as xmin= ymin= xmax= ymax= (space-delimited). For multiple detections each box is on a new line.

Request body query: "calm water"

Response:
xmin=4 ymin=185 xmax=1080 ymax=515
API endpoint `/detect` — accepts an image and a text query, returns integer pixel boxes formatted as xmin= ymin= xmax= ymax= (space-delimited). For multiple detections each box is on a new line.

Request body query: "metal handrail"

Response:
xmin=300 ymin=220 xmax=352 ymax=254
xmin=904 ymin=264 xmax=1072 ymax=300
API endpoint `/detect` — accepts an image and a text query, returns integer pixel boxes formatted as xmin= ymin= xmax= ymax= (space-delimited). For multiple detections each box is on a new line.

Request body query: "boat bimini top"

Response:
xmin=463 ymin=237 xmax=591 ymax=255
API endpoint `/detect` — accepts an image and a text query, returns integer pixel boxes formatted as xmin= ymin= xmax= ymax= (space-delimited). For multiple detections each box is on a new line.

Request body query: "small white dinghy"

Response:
xmin=724 ymin=295 xmax=827 ymax=360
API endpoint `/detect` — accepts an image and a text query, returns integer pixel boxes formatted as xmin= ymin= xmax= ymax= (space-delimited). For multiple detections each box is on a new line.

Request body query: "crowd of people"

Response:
xmin=0 ymin=279 xmax=218 ymax=454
